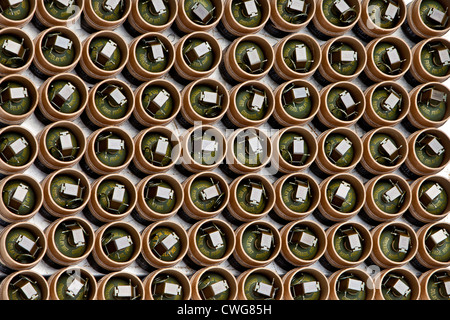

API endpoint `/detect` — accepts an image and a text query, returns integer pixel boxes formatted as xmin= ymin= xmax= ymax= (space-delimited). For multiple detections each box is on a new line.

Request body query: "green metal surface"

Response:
xmin=44 ymin=0 xmax=78 ymax=20
xmin=381 ymin=273 xmax=412 ymax=300
xmin=8 ymin=275 xmax=43 ymax=300
xmin=151 ymin=274 xmax=184 ymax=300
xmin=367 ymin=0 xmax=400 ymax=29
xmin=371 ymin=86 xmax=403 ymax=120
xmin=235 ymin=85 xmax=268 ymax=121
xmin=336 ymin=273 xmax=367 ymax=300
xmin=0 ymin=81 xmax=32 ymax=116
xmin=91 ymin=0 xmax=125 ymax=21
xmin=41 ymin=33 xmax=76 ymax=67
xmin=327 ymin=179 xmax=357 ymax=213
xmin=243 ymin=273 xmax=276 ymax=300
xmin=137 ymin=0 xmax=171 ymax=26
xmin=48 ymin=80 xmax=82 ymax=114
xmin=276 ymin=0 xmax=310 ymax=24
xmin=281 ymin=84 xmax=313 ymax=119
xmin=322 ymin=0 xmax=358 ymax=26
xmin=290 ymin=272 xmax=321 ymax=300
xmin=0 ymin=132 xmax=31 ymax=167
xmin=426 ymin=227 xmax=450 ymax=262
xmin=333 ymin=225 xmax=364 ymax=262
xmin=103 ymin=276 xmax=141 ymax=300
xmin=420 ymin=42 xmax=450 ymax=77
xmin=50 ymin=174 xmax=84 ymax=209
xmin=145 ymin=179 xmax=177 ymax=214
xmin=95 ymin=132 xmax=128 ymax=167
xmin=89 ymin=37 xmax=122 ymax=71
xmin=241 ymin=224 xmax=274 ymax=261
xmin=288 ymin=226 xmax=319 ymax=260
xmin=328 ymin=43 xmax=359 ymax=75
xmin=279 ymin=132 xmax=309 ymax=166
xmin=236 ymin=179 xmax=267 ymax=214
xmin=283 ymin=40 xmax=314 ymax=73
xmin=55 ymin=271 xmax=91 ymax=300
xmin=426 ymin=271 xmax=450 ymax=300
xmin=97 ymin=179 xmax=130 ymax=214
xmin=45 ymin=127 xmax=79 ymax=162
xmin=373 ymin=42 xmax=404 ymax=75
xmin=182 ymin=38 xmax=215 ymax=72
xmin=190 ymin=177 xmax=223 ymax=212
xmin=379 ymin=225 xmax=410 ymax=262
xmin=280 ymin=178 xmax=312 ymax=213
xmin=326 ymin=87 xmax=359 ymax=121
xmin=2 ymin=180 xmax=36 ymax=215
xmin=0 ymin=0 xmax=30 ymax=21
xmin=324 ymin=133 xmax=355 ymax=167
xmin=190 ymin=84 xmax=222 ymax=118
xmin=419 ymin=180 xmax=448 ymax=215
xmin=419 ymin=0 xmax=448 ymax=29
xmin=141 ymin=133 xmax=173 ymax=167
xmin=369 ymin=133 xmax=401 ymax=166
xmin=233 ymin=132 xmax=266 ymax=168
xmin=6 ymin=227 xmax=40 ymax=263
xmin=184 ymin=0 xmax=216 ymax=24
xmin=235 ymin=41 xmax=266 ymax=74
xmin=414 ymin=133 xmax=445 ymax=168
xmin=141 ymin=85 xmax=174 ymax=119
xmin=189 ymin=130 xmax=220 ymax=165
xmin=54 ymin=221 xmax=89 ymax=258
xmin=94 ymin=84 xmax=129 ymax=120
xmin=232 ymin=0 xmax=263 ymax=27
xmin=198 ymin=272 xmax=230 ymax=300
xmin=149 ymin=226 xmax=182 ymax=262
xmin=373 ymin=180 xmax=404 ymax=214
xmin=101 ymin=227 xmax=135 ymax=262
xmin=0 ymin=34 xmax=29 ymax=68
xmin=135 ymin=37 xmax=169 ymax=73
xmin=417 ymin=86 xmax=448 ymax=122
xmin=195 ymin=222 xmax=227 ymax=260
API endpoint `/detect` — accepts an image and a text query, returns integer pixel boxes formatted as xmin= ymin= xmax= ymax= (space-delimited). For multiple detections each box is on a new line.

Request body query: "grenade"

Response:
xmin=282 ymin=267 xmax=330 ymax=300
xmin=0 ymin=270 xmax=49 ymax=300
xmin=143 ymin=268 xmax=191 ymax=300
xmin=0 ymin=74 xmax=38 ymax=127
xmin=328 ymin=268 xmax=375 ymax=300
xmin=47 ymin=267 xmax=98 ymax=300
xmin=33 ymin=0 xmax=84 ymax=30
xmin=190 ymin=266 xmax=238 ymax=300
xmin=0 ymin=0 xmax=36 ymax=28
xmin=96 ymin=271 xmax=144 ymax=300
xmin=236 ymin=267 xmax=284 ymax=300
xmin=373 ymin=268 xmax=421 ymax=300
xmin=82 ymin=0 xmax=132 ymax=32
xmin=0 ymin=27 xmax=34 ymax=76
xmin=35 ymin=73 xmax=88 ymax=125
xmin=173 ymin=0 xmax=224 ymax=35
xmin=418 ymin=267 xmax=450 ymax=300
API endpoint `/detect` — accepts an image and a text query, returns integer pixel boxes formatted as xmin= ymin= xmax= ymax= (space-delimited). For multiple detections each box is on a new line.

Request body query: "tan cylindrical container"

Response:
xmin=231 ymin=220 xmax=281 ymax=270
xmin=77 ymin=31 xmax=129 ymax=83
xmin=322 ymin=222 xmax=372 ymax=270
xmin=225 ymin=173 xmax=275 ymax=224
xmin=356 ymin=0 xmax=407 ymax=39
xmin=190 ymin=266 xmax=238 ymax=300
xmin=171 ymin=31 xmax=222 ymax=84
xmin=97 ymin=272 xmax=144 ymax=300
xmin=408 ymin=37 xmax=450 ymax=84
xmin=82 ymin=126 xmax=135 ymax=177
xmin=0 ymin=75 xmax=38 ymax=126
xmin=174 ymin=0 xmax=224 ymax=33
xmin=401 ymin=128 xmax=450 ymax=178
xmin=270 ymin=33 xmax=321 ymax=83
xmin=131 ymin=126 xmax=181 ymax=178
xmin=91 ymin=221 xmax=142 ymax=273
xmin=0 ymin=270 xmax=49 ymax=300
xmin=374 ymin=268 xmax=421 ymax=300
xmin=0 ymin=125 xmax=38 ymax=177
xmin=85 ymin=79 xmax=135 ymax=128
xmin=219 ymin=0 xmax=271 ymax=38
xmin=370 ymin=221 xmax=418 ymax=268
xmin=36 ymin=121 xmax=86 ymax=172
xmin=358 ymin=127 xmax=409 ymax=178
xmin=179 ymin=125 xmax=227 ymax=174
xmin=224 ymin=80 xmax=274 ymax=128
xmin=34 ymin=0 xmax=84 ymax=29
xmin=315 ymin=174 xmax=366 ymax=225
xmin=185 ymin=219 xmax=235 ymax=269
xmin=316 ymin=36 xmax=367 ymax=84
xmin=361 ymin=81 xmax=410 ymax=129
xmin=271 ymin=79 xmax=321 ymax=127
xmin=224 ymin=127 xmax=272 ymax=176
xmin=179 ymin=78 xmax=230 ymax=127
xmin=0 ymin=27 xmax=34 ymax=76
xmin=0 ymin=174 xmax=42 ymax=225
xmin=45 ymin=217 xmax=95 ymax=268
xmin=133 ymin=173 xmax=184 ymax=224
xmin=126 ymin=33 xmax=175 ymax=84
xmin=328 ymin=268 xmax=375 ymax=300
xmin=40 ymin=168 xmax=91 ymax=220
xmin=418 ymin=267 xmax=450 ymax=300
xmin=143 ymin=268 xmax=191 ymax=300
xmin=310 ymin=0 xmax=361 ymax=38
xmin=36 ymin=73 xmax=89 ymax=124
xmin=313 ymin=127 xmax=363 ymax=178
xmin=271 ymin=126 xmax=318 ymax=174
xmin=408 ymin=175 xmax=450 ymax=225
xmin=0 ymin=222 xmax=46 ymax=273
xmin=82 ymin=0 xmax=132 ymax=31
xmin=180 ymin=171 xmax=230 ymax=222
xmin=221 ymin=35 xmax=274 ymax=84
xmin=363 ymin=36 xmax=412 ymax=83
xmin=414 ymin=222 xmax=450 ymax=270
xmin=32 ymin=26 xmax=81 ymax=78
xmin=85 ymin=174 xmax=137 ymax=225
xmin=272 ymin=173 xmax=321 ymax=222
xmin=362 ymin=174 xmax=411 ymax=224
xmin=277 ymin=220 xmax=327 ymax=269
xmin=316 ymin=81 xmax=366 ymax=129
xmin=131 ymin=79 xmax=181 ymax=129
xmin=405 ymin=82 xmax=450 ymax=131
xmin=404 ymin=0 xmax=450 ymax=40
xmin=48 ymin=267 xmax=98 ymax=300
xmin=126 ymin=0 xmax=178 ymax=35
xmin=282 ymin=267 xmax=330 ymax=300
xmin=0 ymin=0 xmax=36 ymax=28
xmin=139 ymin=220 xmax=189 ymax=270
xmin=237 ymin=267 xmax=284 ymax=300
xmin=266 ymin=0 xmax=315 ymax=36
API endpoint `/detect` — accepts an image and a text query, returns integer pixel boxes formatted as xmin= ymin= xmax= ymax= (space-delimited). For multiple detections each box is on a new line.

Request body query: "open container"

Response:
xmin=0 ymin=0 xmax=36 ymax=28
xmin=0 ymin=270 xmax=49 ymax=300
xmin=328 ymin=268 xmax=375 ymax=300
xmin=418 ymin=267 xmax=450 ymax=300
xmin=47 ymin=267 xmax=98 ymax=300
xmin=0 ymin=27 xmax=34 ymax=77
xmin=282 ymin=267 xmax=330 ymax=300
xmin=173 ymin=0 xmax=224 ymax=35
xmin=82 ymin=0 xmax=132 ymax=32
xmin=190 ymin=266 xmax=238 ymax=300
xmin=33 ymin=0 xmax=84 ymax=30
xmin=143 ymin=268 xmax=191 ymax=300
xmin=236 ymin=267 xmax=284 ymax=300
xmin=373 ymin=268 xmax=421 ymax=300
xmin=96 ymin=271 xmax=144 ymax=300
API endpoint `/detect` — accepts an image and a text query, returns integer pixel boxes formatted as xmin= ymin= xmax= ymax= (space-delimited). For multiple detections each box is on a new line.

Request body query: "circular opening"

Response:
xmin=371 ymin=37 xmax=411 ymax=77
xmin=0 ymin=75 xmax=38 ymax=120
xmin=51 ymin=218 xmax=94 ymax=260
xmin=136 ymin=0 xmax=178 ymax=28
xmin=233 ymin=35 xmax=274 ymax=76
xmin=87 ymin=0 xmax=131 ymax=22
xmin=417 ymin=176 xmax=450 ymax=217
xmin=369 ymin=175 xmax=411 ymax=216
xmin=274 ymin=0 xmax=315 ymax=27
xmin=422 ymin=222 xmax=450 ymax=264
xmin=414 ymin=82 xmax=450 ymax=124
xmin=193 ymin=219 xmax=235 ymax=262
xmin=376 ymin=222 xmax=417 ymax=264
xmin=180 ymin=32 xmax=221 ymax=73
xmin=0 ymin=28 xmax=34 ymax=71
xmin=239 ymin=221 xmax=281 ymax=263
xmin=92 ymin=79 xmax=134 ymax=122
xmin=42 ymin=0 xmax=83 ymax=22
xmin=241 ymin=268 xmax=283 ymax=300
xmin=417 ymin=0 xmax=450 ymax=32
xmin=102 ymin=272 xmax=144 ymax=300
xmin=6 ymin=271 xmax=48 ymax=300
xmin=367 ymin=81 xmax=409 ymax=123
xmin=229 ymin=0 xmax=270 ymax=29
xmin=321 ymin=128 xmax=362 ymax=170
xmin=277 ymin=79 xmax=320 ymax=122
xmin=233 ymin=174 xmax=275 ymax=217
xmin=186 ymin=78 xmax=229 ymax=121
xmin=0 ymin=0 xmax=36 ymax=23
xmin=92 ymin=127 xmax=134 ymax=169
xmin=137 ymin=80 xmax=181 ymax=122
xmin=325 ymin=174 xmax=365 ymax=215
xmin=419 ymin=38 xmax=450 ymax=79
xmin=323 ymin=82 xmax=365 ymax=124
xmin=412 ymin=129 xmax=450 ymax=170
xmin=276 ymin=126 xmax=317 ymax=170
xmin=93 ymin=175 xmax=136 ymax=218
xmin=187 ymin=172 xmax=229 ymax=215
xmin=232 ymin=127 xmax=272 ymax=169
xmin=147 ymin=268 xmax=190 ymax=300
xmin=181 ymin=0 xmax=223 ymax=27
xmin=53 ymin=268 xmax=96 ymax=300
xmin=333 ymin=269 xmax=374 ymax=300
xmin=325 ymin=37 xmax=366 ymax=78
xmin=278 ymin=173 xmax=320 ymax=216
xmin=38 ymin=27 xmax=81 ymax=70
xmin=378 ymin=269 xmax=420 ymax=300
xmin=0 ymin=126 xmax=37 ymax=169
xmin=194 ymin=266 xmax=237 ymax=300
xmin=140 ymin=174 xmax=183 ymax=217
xmin=186 ymin=126 xmax=226 ymax=168
xmin=43 ymin=122 xmax=86 ymax=165
xmin=5 ymin=223 xmax=46 ymax=266
xmin=232 ymin=81 xmax=274 ymax=124
xmin=321 ymin=0 xmax=361 ymax=28
xmin=2 ymin=175 xmax=42 ymax=218
xmin=138 ymin=127 xmax=180 ymax=170
xmin=331 ymin=222 xmax=372 ymax=264
xmin=284 ymin=221 xmax=327 ymax=263
xmin=99 ymin=223 xmax=141 ymax=265
xmin=366 ymin=0 xmax=406 ymax=30
xmin=86 ymin=31 xmax=128 ymax=73
xmin=367 ymin=127 xmax=408 ymax=169
xmin=132 ymin=33 xmax=174 ymax=75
